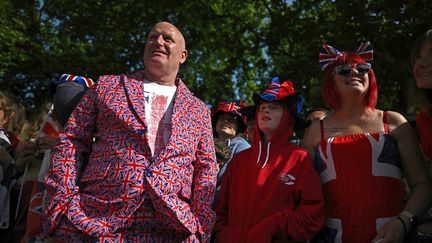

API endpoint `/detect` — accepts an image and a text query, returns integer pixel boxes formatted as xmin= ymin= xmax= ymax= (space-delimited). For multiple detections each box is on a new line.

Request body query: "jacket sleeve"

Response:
xmin=247 ymin=155 xmax=325 ymax=242
xmin=42 ymin=81 xmax=99 ymax=236
xmin=191 ymin=107 xmax=218 ymax=243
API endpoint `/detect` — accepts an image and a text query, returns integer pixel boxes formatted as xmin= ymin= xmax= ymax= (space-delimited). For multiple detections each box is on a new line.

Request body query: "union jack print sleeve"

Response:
xmin=191 ymin=108 xmax=218 ymax=242
xmin=42 ymin=82 xmax=98 ymax=236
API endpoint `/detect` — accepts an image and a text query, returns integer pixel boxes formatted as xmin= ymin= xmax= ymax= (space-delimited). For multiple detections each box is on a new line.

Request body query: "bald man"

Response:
xmin=43 ymin=22 xmax=217 ymax=242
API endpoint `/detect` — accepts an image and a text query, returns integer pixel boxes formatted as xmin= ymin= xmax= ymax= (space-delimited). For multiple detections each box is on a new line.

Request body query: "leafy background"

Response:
xmin=1 ymin=0 xmax=431 ymax=117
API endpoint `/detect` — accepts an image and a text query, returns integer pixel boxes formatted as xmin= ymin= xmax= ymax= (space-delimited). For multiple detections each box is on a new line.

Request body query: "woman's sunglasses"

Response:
xmin=333 ymin=63 xmax=372 ymax=76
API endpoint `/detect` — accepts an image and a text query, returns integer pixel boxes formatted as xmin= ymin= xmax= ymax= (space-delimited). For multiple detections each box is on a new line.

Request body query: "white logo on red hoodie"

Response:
xmin=279 ymin=173 xmax=296 ymax=186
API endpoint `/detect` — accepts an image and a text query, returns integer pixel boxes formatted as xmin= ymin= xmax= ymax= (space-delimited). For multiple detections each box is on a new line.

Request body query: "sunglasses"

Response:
xmin=333 ymin=63 xmax=372 ymax=76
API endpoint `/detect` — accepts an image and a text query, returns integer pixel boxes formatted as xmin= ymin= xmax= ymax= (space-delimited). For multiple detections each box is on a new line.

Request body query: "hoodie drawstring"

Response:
xmin=261 ymin=142 xmax=271 ymax=168
xmin=256 ymin=141 xmax=271 ymax=168
xmin=256 ymin=141 xmax=262 ymax=164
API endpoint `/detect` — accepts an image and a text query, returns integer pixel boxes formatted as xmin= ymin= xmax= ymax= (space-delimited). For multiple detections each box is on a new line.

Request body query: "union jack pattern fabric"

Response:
xmin=256 ymin=77 xmax=296 ymax=102
xmin=57 ymin=74 xmax=95 ymax=88
xmin=215 ymin=100 xmax=244 ymax=116
xmin=354 ymin=41 xmax=373 ymax=62
xmin=43 ymin=70 xmax=217 ymax=242
xmin=319 ymin=44 xmax=342 ymax=71
xmin=312 ymin=125 xmax=405 ymax=242
xmin=319 ymin=41 xmax=374 ymax=72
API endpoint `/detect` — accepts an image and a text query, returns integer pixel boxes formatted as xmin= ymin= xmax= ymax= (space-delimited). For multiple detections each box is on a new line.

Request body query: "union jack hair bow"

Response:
xmin=355 ymin=41 xmax=373 ymax=62
xmin=319 ymin=41 xmax=374 ymax=71
xmin=319 ymin=44 xmax=342 ymax=71
xmin=56 ymin=74 xmax=95 ymax=88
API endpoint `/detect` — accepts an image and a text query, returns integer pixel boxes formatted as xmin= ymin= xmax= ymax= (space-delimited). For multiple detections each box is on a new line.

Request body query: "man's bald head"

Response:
xmin=143 ymin=21 xmax=188 ymax=85
xmin=151 ymin=22 xmax=186 ymax=50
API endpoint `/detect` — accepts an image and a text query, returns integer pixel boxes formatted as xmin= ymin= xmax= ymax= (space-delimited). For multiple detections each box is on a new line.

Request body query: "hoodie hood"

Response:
xmin=252 ymin=106 xmax=295 ymax=168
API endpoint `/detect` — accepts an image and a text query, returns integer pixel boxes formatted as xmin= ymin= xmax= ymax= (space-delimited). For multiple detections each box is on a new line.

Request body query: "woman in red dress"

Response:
xmin=303 ymin=42 xmax=432 ymax=242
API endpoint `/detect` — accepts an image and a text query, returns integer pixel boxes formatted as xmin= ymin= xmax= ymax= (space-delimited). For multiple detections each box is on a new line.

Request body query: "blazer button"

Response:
xmin=145 ymin=168 xmax=153 ymax=177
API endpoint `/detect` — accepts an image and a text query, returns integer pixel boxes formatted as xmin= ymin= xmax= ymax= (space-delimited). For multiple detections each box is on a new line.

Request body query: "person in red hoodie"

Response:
xmin=214 ymin=77 xmax=325 ymax=243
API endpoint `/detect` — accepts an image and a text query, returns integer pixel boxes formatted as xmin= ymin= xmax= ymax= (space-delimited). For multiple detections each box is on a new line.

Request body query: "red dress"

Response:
xmin=312 ymin=112 xmax=406 ymax=242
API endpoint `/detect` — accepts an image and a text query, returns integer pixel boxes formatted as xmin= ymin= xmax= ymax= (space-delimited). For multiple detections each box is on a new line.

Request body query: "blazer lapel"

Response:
xmin=123 ymin=72 xmax=147 ymax=125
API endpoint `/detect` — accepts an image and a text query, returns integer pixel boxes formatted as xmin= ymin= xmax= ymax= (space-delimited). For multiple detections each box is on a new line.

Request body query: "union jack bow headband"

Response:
xmin=55 ymin=74 xmax=95 ymax=88
xmin=319 ymin=41 xmax=374 ymax=71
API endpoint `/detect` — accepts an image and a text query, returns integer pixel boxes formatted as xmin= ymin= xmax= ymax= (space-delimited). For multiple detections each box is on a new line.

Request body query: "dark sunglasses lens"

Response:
xmin=338 ymin=66 xmax=352 ymax=75
xmin=356 ymin=64 xmax=371 ymax=74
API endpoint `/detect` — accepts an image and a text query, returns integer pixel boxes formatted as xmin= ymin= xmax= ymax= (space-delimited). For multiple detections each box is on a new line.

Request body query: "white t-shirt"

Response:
xmin=143 ymin=80 xmax=177 ymax=156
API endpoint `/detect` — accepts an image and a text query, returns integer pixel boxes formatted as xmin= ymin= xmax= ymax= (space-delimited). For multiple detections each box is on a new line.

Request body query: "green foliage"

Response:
xmin=0 ymin=0 xmax=431 ymax=116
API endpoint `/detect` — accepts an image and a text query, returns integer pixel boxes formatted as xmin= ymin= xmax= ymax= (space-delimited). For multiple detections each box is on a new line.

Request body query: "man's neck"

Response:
xmin=144 ymin=70 xmax=177 ymax=86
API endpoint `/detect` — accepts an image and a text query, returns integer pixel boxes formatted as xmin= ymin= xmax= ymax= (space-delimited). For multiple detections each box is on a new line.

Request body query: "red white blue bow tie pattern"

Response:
xmin=57 ymin=74 xmax=95 ymax=88
xmin=319 ymin=41 xmax=374 ymax=71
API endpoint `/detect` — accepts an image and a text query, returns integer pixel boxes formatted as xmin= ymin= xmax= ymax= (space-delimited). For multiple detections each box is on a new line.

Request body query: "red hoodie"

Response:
xmin=214 ymin=108 xmax=325 ymax=243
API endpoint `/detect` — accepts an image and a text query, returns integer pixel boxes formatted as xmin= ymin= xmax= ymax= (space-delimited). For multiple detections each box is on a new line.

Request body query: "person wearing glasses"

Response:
xmin=303 ymin=42 xmax=432 ymax=242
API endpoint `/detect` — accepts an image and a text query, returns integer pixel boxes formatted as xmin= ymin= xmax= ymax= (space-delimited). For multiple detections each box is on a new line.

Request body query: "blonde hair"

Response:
xmin=20 ymin=102 xmax=52 ymax=141
xmin=0 ymin=90 xmax=26 ymax=134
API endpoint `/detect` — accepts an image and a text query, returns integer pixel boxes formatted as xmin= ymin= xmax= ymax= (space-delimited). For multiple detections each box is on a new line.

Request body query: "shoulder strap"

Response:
xmin=383 ymin=111 xmax=389 ymax=134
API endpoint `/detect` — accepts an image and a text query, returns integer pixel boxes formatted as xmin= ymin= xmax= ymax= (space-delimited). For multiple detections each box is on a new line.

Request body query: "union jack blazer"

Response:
xmin=43 ymin=70 xmax=217 ymax=242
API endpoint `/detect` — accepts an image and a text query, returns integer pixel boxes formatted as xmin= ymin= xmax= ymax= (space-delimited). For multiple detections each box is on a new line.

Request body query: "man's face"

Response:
xmin=143 ymin=22 xmax=187 ymax=78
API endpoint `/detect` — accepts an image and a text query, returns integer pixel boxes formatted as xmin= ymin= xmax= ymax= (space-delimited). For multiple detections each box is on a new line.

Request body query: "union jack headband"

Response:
xmin=56 ymin=74 xmax=95 ymax=88
xmin=319 ymin=41 xmax=374 ymax=71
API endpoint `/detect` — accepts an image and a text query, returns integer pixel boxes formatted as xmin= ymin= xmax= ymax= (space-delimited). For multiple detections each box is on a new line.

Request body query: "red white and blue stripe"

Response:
xmin=58 ymin=74 xmax=95 ymax=88
xmin=355 ymin=41 xmax=373 ymax=62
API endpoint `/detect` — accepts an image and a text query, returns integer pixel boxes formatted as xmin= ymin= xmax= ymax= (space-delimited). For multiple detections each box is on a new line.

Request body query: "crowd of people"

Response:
xmin=0 ymin=21 xmax=431 ymax=243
